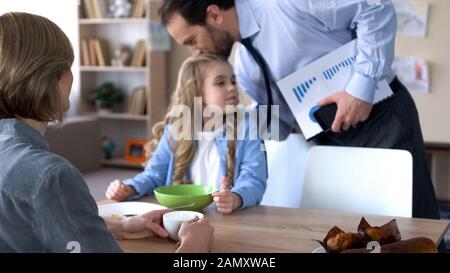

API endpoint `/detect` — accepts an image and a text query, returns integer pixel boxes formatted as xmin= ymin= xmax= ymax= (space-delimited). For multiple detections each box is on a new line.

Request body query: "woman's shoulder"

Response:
xmin=1 ymin=149 xmax=78 ymax=201
xmin=30 ymin=149 xmax=75 ymax=174
xmin=29 ymin=152 xmax=88 ymax=203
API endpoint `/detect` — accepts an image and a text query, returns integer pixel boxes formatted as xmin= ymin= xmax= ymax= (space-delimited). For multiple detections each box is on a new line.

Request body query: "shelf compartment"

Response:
xmin=80 ymin=66 xmax=147 ymax=72
xmin=79 ymin=18 xmax=149 ymax=25
xmin=84 ymin=112 xmax=148 ymax=121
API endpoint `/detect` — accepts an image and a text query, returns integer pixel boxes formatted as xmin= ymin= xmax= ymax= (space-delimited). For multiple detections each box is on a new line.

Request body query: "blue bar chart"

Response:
xmin=278 ymin=40 xmax=392 ymax=140
xmin=322 ymin=55 xmax=357 ymax=80
xmin=292 ymin=77 xmax=317 ymax=103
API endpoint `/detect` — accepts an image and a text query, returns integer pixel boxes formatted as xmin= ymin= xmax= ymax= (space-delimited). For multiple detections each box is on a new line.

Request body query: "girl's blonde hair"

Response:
xmin=146 ymin=54 xmax=237 ymax=185
xmin=0 ymin=12 xmax=74 ymax=124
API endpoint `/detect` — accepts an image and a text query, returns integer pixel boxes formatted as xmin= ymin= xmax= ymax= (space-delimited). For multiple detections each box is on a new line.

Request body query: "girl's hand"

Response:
xmin=211 ymin=177 xmax=242 ymax=214
xmin=105 ymin=179 xmax=135 ymax=201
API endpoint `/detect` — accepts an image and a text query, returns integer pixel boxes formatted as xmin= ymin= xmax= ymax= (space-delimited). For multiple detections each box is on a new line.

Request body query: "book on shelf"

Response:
xmin=98 ymin=0 xmax=110 ymax=19
xmin=82 ymin=0 xmax=107 ymax=19
xmin=130 ymin=40 xmax=147 ymax=67
xmin=80 ymin=39 xmax=91 ymax=66
xmin=131 ymin=0 xmax=146 ymax=18
xmin=88 ymin=38 xmax=99 ymax=66
xmin=82 ymin=38 xmax=111 ymax=67
xmin=91 ymin=0 xmax=102 ymax=18
xmin=82 ymin=0 xmax=95 ymax=19
xmin=128 ymin=86 xmax=148 ymax=115
xmin=95 ymin=39 xmax=111 ymax=66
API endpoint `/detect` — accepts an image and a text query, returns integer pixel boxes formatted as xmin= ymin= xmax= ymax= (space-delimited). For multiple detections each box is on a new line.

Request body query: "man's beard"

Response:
xmin=207 ymin=25 xmax=235 ymax=58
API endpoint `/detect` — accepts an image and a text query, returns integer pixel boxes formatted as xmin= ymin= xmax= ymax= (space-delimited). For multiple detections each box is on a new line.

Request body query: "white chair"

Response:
xmin=301 ymin=146 xmax=413 ymax=217
xmin=261 ymin=134 xmax=312 ymax=208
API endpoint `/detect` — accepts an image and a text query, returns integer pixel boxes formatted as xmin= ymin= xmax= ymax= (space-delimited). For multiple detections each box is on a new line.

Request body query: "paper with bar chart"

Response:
xmin=277 ymin=40 xmax=393 ymax=140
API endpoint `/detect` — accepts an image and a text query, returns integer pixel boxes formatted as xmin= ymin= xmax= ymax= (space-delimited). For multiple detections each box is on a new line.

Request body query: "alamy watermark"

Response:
xmin=168 ymin=97 xmax=280 ymax=142
xmin=367 ymin=241 xmax=381 ymax=253
xmin=66 ymin=241 xmax=81 ymax=253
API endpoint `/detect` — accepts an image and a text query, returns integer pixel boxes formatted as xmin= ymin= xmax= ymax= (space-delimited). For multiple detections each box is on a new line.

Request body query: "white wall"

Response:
xmin=396 ymin=0 xmax=450 ymax=144
xmin=394 ymin=0 xmax=450 ymax=201
xmin=0 ymin=0 xmax=80 ymax=117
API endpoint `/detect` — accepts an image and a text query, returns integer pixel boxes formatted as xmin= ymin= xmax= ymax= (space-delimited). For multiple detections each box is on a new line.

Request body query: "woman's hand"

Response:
xmin=106 ymin=179 xmax=135 ymax=201
xmin=176 ymin=217 xmax=214 ymax=253
xmin=107 ymin=209 xmax=172 ymax=240
xmin=211 ymin=177 xmax=242 ymax=214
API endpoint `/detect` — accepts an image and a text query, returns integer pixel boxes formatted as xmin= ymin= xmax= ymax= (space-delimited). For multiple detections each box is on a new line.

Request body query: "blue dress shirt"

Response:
xmin=233 ymin=0 xmax=397 ymax=140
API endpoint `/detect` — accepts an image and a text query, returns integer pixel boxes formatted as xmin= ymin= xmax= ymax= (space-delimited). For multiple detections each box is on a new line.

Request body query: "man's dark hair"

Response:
xmin=160 ymin=0 xmax=235 ymax=26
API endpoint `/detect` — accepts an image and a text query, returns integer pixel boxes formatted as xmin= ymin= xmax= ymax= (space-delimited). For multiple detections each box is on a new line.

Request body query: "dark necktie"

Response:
xmin=240 ymin=38 xmax=274 ymax=127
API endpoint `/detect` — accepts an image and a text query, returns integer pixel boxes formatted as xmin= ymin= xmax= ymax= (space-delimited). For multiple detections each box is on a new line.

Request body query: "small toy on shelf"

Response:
xmin=108 ymin=0 xmax=133 ymax=18
xmin=125 ymin=139 xmax=147 ymax=163
xmin=111 ymin=46 xmax=131 ymax=67
xmin=101 ymin=136 xmax=116 ymax=159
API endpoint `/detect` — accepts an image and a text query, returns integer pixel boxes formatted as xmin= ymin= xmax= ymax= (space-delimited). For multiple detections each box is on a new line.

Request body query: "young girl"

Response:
xmin=106 ymin=54 xmax=267 ymax=214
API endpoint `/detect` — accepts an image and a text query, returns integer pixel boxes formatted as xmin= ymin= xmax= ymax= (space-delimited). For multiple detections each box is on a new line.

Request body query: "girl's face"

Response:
xmin=202 ymin=61 xmax=239 ymax=112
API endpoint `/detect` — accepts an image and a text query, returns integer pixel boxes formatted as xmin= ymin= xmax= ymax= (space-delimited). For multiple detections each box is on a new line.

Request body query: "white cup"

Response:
xmin=162 ymin=211 xmax=204 ymax=241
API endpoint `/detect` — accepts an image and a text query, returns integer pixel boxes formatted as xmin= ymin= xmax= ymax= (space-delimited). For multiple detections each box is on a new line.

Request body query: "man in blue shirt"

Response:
xmin=159 ymin=0 xmax=439 ymax=222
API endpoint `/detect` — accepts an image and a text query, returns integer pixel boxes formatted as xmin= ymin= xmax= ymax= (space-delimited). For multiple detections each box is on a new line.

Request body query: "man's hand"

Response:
xmin=106 ymin=179 xmax=135 ymax=201
xmin=211 ymin=177 xmax=242 ymax=214
xmin=117 ymin=209 xmax=173 ymax=239
xmin=318 ymin=91 xmax=373 ymax=133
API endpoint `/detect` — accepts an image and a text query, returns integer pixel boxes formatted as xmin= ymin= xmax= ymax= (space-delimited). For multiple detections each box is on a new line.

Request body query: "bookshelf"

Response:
xmin=78 ymin=0 xmax=168 ymax=169
xmin=96 ymin=112 xmax=149 ymax=121
xmin=79 ymin=18 xmax=149 ymax=24
xmin=80 ymin=66 xmax=148 ymax=72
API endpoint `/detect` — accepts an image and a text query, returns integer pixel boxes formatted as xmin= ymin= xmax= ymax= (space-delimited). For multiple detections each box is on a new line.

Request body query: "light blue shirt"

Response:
xmin=234 ymin=0 xmax=397 ymax=140
xmin=123 ymin=123 xmax=268 ymax=209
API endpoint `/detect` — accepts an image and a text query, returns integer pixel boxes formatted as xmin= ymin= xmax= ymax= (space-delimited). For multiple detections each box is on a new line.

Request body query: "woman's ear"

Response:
xmin=206 ymin=5 xmax=224 ymax=26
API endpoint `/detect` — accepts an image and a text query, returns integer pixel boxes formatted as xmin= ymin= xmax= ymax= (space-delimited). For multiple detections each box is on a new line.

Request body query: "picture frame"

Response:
xmin=124 ymin=139 xmax=147 ymax=163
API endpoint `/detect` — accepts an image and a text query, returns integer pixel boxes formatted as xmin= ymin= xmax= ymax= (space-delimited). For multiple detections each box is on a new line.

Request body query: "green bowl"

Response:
xmin=154 ymin=185 xmax=215 ymax=211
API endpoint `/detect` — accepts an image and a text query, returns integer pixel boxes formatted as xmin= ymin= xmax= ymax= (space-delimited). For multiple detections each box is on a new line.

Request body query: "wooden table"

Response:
xmin=98 ymin=198 xmax=449 ymax=253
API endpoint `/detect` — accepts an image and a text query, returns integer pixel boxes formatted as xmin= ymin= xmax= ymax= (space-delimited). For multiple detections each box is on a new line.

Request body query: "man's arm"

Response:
xmin=280 ymin=0 xmax=397 ymax=131
xmin=280 ymin=0 xmax=397 ymax=103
